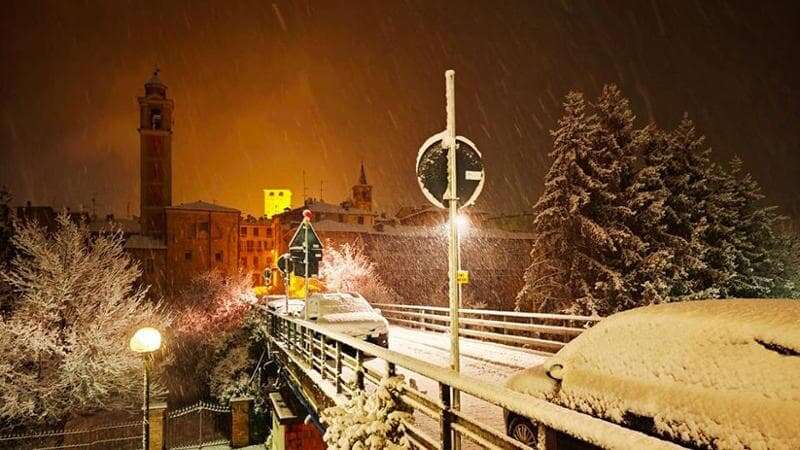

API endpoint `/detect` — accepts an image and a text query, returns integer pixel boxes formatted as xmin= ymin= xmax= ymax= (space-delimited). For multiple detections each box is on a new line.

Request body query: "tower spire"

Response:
xmin=359 ymin=161 xmax=368 ymax=185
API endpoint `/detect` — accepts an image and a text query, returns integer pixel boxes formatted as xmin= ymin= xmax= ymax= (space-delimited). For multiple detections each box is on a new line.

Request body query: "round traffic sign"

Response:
xmin=416 ymin=132 xmax=485 ymax=209
xmin=277 ymin=253 xmax=293 ymax=274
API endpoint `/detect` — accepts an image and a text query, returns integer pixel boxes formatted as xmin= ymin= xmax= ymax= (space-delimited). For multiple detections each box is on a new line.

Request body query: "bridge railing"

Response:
xmin=265 ymin=311 xmax=681 ymax=450
xmin=372 ymin=303 xmax=601 ymax=354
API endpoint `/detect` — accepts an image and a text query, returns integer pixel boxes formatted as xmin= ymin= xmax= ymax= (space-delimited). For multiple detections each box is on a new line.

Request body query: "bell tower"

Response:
xmin=138 ymin=68 xmax=174 ymax=237
xmin=351 ymin=162 xmax=373 ymax=211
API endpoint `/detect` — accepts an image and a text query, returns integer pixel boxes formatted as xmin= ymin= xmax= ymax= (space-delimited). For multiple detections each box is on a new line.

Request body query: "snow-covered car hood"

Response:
xmin=511 ymin=299 xmax=800 ymax=449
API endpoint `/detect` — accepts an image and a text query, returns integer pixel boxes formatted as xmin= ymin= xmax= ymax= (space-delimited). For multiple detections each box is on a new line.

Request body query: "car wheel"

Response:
xmin=509 ymin=416 xmax=538 ymax=447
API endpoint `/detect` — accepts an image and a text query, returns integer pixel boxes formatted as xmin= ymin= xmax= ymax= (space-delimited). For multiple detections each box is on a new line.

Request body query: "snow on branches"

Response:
xmin=0 ymin=213 xmax=169 ymax=427
xmin=518 ymin=86 xmax=799 ymax=315
xmin=321 ymin=376 xmax=414 ymax=450
xmin=319 ymin=239 xmax=400 ymax=304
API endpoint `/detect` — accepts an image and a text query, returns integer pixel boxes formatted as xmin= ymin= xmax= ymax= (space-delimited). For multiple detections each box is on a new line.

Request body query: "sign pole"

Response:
xmin=444 ymin=69 xmax=461 ymax=449
xmin=303 ymin=220 xmax=310 ymax=320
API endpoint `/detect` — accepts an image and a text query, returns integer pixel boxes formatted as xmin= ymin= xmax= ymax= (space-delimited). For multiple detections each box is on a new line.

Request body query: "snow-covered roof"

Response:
xmin=167 ymin=201 xmax=240 ymax=213
xmin=305 ymin=201 xmax=377 ymax=216
xmin=124 ymin=234 xmax=166 ymax=250
xmin=509 ymin=299 xmax=800 ymax=449
xmin=312 ymin=219 xmax=534 ymax=240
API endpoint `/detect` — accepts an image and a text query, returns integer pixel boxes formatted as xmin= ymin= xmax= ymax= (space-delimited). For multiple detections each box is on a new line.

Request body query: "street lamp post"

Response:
xmin=130 ymin=327 xmax=162 ymax=450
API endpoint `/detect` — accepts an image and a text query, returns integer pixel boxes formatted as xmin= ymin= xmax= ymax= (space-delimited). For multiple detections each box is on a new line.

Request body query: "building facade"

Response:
xmin=239 ymin=216 xmax=276 ymax=286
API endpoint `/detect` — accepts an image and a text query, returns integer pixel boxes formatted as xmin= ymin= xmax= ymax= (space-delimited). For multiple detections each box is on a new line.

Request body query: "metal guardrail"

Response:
xmin=372 ymin=303 xmax=601 ymax=355
xmin=266 ymin=311 xmax=682 ymax=450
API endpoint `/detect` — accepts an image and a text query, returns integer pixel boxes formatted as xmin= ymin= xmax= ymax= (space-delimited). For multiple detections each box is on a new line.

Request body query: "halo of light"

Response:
xmin=129 ymin=327 xmax=162 ymax=353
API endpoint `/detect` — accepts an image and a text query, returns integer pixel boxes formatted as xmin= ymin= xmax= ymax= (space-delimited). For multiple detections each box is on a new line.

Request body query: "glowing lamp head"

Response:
xmin=302 ymin=209 xmax=313 ymax=221
xmin=456 ymin=215 xmax=469 ymax=231
xmin=129 ymin=327 xmax=162 ymax=353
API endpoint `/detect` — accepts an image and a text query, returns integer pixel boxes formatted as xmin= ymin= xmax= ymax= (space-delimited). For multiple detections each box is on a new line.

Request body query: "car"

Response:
xmin=503 ymin=299 xmax=800 ymax=449
xmin=266 ymin=292 xmax=389 ymax=348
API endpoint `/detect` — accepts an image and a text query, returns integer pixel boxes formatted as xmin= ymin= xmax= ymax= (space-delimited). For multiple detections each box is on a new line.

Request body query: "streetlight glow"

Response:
xmin=129 ymin=327 xmax=162 ymax=353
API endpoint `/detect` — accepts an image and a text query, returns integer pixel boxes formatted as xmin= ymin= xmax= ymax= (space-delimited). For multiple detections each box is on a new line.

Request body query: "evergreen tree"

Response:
xmin=518 ymin=89 xmax=636 ymax=315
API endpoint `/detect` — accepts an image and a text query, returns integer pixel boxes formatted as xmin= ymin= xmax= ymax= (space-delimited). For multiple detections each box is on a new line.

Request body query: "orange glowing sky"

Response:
xmin=1 ymin=1 xmax=799 ymax=219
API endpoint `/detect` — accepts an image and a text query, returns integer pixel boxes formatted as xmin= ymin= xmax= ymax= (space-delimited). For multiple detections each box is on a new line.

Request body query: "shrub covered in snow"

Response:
xmin=167 ymin=269 xmax=262 ymax=404
xmin=321 ymin=376 xmax=414 ymax=450
xmin=0 ymin=213 xmax=170 ymax=427
xmin=320 ymin=239 xmax=400 ymax=304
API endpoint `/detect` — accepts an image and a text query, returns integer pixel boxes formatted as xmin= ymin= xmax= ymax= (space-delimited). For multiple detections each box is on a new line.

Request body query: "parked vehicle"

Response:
xmin=266 ymin=292 xmax=389 ymax=348
xmin=504 ymin=299 xmax=800 ymax=449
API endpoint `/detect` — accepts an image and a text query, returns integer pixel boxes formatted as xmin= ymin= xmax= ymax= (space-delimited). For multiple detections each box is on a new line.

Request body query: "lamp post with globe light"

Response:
xmin=129 ymin=327 xmax=162 ymax=450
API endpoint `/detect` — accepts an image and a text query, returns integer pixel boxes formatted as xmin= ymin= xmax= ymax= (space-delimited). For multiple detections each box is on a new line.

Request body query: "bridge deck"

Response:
xmin=376 ymin=325 xmax=548 ymax=447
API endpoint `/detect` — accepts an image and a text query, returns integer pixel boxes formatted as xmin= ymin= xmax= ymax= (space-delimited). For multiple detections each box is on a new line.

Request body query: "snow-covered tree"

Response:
xmin=321 ymin=376 xmax=414 ymax=450
xmin=167 ymin=269 xmax=256 ymax=403
xmin=517 ymin=87 xmax=640 ymax=315
xmin=320 ymin=239 xmax=400 ymax=304
xmin=0 ymin=213 xmax=169 ymax=427
xmin=519 ymin=86 xmax=799 ymax=314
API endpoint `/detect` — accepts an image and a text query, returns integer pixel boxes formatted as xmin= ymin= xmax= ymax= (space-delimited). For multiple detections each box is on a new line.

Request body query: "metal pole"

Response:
xmin=303 ymin=221 xmax=310 ymax=320
xmin=142 ymin=356 xmax=150 ymax=450
xmin=444 ymin=69 xmax=461 ymax=450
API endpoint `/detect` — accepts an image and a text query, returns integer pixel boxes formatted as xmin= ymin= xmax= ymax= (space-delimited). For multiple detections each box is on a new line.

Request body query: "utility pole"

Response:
xmin=444 ymin=69 xmax=461 ymax=450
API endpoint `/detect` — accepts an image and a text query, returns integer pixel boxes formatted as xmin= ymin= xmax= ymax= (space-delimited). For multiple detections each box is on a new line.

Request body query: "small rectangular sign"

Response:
xmin=465 ymin=170 xmax=483 ymax=181
xmin=457 ymin=270 xmax=469 ymax=284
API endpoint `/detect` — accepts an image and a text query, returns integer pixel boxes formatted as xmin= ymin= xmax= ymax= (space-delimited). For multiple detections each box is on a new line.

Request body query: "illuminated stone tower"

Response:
xmin=351 ymin=162 xmax=373 ymax=211
xmin=138 ymin=68 xmax=174 ymax=237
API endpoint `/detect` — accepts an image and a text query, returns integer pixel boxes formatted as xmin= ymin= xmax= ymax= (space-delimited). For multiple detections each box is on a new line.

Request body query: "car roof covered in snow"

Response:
xmin=510 ymin=299 xmax=800 ymax=449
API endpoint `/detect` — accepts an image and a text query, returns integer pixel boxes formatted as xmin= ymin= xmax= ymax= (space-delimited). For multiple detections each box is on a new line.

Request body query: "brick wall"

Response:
xmin=165 ymin=209 xmax=239 ymax=292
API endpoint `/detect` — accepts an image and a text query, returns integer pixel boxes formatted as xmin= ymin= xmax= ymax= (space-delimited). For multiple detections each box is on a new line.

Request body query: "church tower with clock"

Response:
xmin=138 ymin=68 xmax=174 ymax=237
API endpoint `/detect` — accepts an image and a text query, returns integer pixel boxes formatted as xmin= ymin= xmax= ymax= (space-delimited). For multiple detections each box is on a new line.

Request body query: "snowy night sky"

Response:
xmin=0 ymin=0 xmax=798 ymax=218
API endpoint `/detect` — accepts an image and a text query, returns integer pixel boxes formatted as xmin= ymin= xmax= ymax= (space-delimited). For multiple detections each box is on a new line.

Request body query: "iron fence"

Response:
xmin=0 ymin=420 xmax=141 ymax=450
xmin=165 ymin=401 xmax=231 ymax=449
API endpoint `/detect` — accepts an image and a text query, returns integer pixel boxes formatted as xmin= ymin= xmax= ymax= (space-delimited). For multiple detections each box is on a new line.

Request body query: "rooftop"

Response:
xmin=167 ymin=201 xmax=240 ymax=213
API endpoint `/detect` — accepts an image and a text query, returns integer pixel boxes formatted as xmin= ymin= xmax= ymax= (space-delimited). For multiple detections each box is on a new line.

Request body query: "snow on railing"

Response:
xmin=266 ymin=311 xmax=682 ymax=450
xmin=166 ymin=400 xmax=231 ymax=419
xmin=0 ymin=420 xmax=141 ymax=449
xmin=373 ymin=303 xmax=601 ymax=354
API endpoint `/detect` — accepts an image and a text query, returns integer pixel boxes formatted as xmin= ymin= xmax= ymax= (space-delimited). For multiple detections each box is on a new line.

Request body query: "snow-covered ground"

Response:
xmin=372 ymin=325 xmax=548 ymax=447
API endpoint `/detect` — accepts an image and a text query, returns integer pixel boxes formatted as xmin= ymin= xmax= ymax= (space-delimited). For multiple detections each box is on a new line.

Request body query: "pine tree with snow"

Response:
xmin=708 ymin=158 xmax=798 ymax=298
xmin=517 ymin=87 xmax=641 ymax=315
xmin=0 ymin=213 xmax=169 ymax=427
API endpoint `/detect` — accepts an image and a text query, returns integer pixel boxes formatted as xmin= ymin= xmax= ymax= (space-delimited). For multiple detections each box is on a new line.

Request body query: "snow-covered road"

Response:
xmin=380 ymin=325 xmax=547 ymax=447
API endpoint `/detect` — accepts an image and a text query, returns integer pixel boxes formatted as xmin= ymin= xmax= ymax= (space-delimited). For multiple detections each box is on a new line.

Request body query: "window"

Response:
xmin=246 ymin=240 xmax=254 ymax=252
xmin=253 ymin=256 xmax=259 ymax=267
xmin=215 ymin=251 xmax=223 ymax=262
xmin=266 ymin=228 xmax=272 ymax=237
xmin=195 ymin=221 xmax=210 ymax=238
xmin=256 ymin=241 xmax=262 ymax=251
xmin=253 ymin=227 xmax=260 ymax=237
xmin=240 ymin=226 xmax=247 ymax=236
xmin=240 ymin=257 xmax=247 ymax=267
xmin=357 ymin=216 xmax=364 ymax=225
xmin=151 ymin=109 xmax=162 ymax=130
xmin=184 ymin=251 xmax=192 ymax=261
